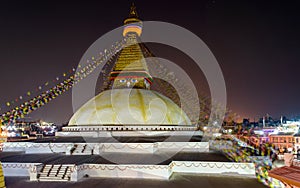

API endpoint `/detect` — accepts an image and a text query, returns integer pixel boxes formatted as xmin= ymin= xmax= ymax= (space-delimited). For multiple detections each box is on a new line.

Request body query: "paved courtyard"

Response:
xmin=5 ymin=173 xmax=266 ymax=188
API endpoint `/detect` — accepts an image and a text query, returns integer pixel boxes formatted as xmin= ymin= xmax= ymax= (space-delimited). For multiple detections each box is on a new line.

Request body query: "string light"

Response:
xmin=0 ymin=39 xmax=126 ymax=124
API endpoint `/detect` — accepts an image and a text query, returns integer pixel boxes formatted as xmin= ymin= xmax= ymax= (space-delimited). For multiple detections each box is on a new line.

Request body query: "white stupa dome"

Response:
xmin=69 ymin=89 xmax=191 ymax=125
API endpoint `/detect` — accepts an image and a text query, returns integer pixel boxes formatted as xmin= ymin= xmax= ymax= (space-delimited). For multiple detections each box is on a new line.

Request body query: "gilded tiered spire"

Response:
xmin=110 ymin=4 xmax=152 ymax=89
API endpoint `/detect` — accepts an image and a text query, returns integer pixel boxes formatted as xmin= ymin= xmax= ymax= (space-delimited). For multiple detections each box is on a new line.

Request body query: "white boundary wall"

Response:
xmin=2 ymin=142 xmax=73 ymax=154
xmin=170 ymin=161 xmax=255 ymax=176
xmin=2 ymin=163 xmax=41 ymax=177
xmin=2 ymin=142 xmax=209 ymax=154
xmin=76 ymin=164 xmax=170 ymax=180
xmin=2 ymin=161 xmax=256 ymax=181
xmin=156 ymin=142 xmax=209 ymax=153
xmin=97 ymin=143 xmax=154 ymax=154
xmin=96 ymin=142 xmax=209 ymax=154
xmin=73 ymin=161 xmax=256 ymax=181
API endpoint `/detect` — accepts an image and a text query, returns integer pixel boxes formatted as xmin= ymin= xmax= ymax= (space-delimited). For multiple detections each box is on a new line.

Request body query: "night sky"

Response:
xmin=0 ymin=0 xmax=299 ymax=124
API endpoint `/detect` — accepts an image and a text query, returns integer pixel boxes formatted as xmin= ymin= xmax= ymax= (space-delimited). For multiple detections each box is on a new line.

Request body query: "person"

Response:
xmin=284 ymin=152 xmax=294 ymax=167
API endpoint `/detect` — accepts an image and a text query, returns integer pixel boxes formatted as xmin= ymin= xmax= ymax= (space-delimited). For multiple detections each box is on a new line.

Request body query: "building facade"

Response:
xmin=269 ymin=133 xmax=294 ymax=152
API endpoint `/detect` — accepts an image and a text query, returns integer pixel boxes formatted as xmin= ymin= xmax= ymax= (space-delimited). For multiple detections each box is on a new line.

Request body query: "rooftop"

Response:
xmin=268 ymin=165 xmax=300 ymax=187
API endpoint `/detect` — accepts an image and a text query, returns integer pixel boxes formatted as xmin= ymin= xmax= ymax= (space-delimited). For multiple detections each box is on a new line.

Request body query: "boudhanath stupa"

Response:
xmin=0 ymin=4 xmax=262 ymax=187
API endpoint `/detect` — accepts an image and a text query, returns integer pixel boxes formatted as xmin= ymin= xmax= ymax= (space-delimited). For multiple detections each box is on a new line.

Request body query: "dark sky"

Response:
xmin=0 ymin=0 xmax=300 ymax=124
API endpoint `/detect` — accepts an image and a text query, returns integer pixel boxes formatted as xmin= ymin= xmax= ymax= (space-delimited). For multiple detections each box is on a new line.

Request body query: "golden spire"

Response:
xmin=123 ymin=3 xmax=142 ymax=37
xmin=123 ymin=3 xmax=142 ymax=26
xmin=110 ymin=3 xmax=152 ymax=89
xmin=129 ymin=3 xmax=138 ymax=18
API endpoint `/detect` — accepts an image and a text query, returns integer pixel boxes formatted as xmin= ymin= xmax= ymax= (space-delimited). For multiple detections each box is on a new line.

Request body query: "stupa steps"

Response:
xmin=38 ymin=164 xmax=73 ymax=182
xmin=39 ymin=177 xmax=69 ymax=182
xmin=72 ymin=144 xmax=94 ymax=155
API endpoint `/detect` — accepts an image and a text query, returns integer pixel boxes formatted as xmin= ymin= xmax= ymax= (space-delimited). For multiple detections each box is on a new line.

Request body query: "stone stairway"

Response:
xmin=72 ymin=144 xmax=93 ymax=155
xmin=38 ymin=164 xmax=73 ymax=181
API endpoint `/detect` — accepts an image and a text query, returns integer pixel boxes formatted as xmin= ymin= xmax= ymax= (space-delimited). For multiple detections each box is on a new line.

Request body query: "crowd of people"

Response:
xmin=211 ymin=137 xmax=284 ymax=187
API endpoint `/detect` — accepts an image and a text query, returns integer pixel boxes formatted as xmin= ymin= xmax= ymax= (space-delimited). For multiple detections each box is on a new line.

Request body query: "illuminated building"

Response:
xmin=269 ymin=133 xmax=294 ymax=152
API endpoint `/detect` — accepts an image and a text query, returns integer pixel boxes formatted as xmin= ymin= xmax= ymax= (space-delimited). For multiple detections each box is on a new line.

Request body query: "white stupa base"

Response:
xmin=58 ymin=125 xmax=202 ymax=137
